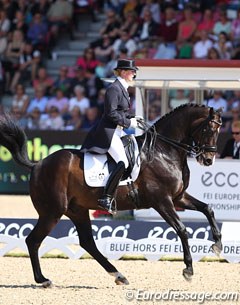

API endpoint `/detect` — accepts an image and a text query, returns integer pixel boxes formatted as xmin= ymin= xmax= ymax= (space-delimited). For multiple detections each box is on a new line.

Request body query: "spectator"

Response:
xmin=32 ymin=67 xmax=54 ymax=96
xmin=112 ymin=30 xmax=137 ymax=58
xmin=230 ymin=8 xmax=240 ymax=48
xmin=220 ymin=120 xmax=240 ymax=159
xmin=230 ymin=90 xmax=240 ymax=109
xmin=45 ymin=87 xmax=69 ymax=115
xmin=51 ymin=65 xmax=72 ymax=97
xmin=196 ymin=8 xmax=214 ymax=38
xmin=193 ymin=29 xmax=213 ymax=59
xmin=90 ymin=9 xmax=121 ymax=48
xmin=70 ymin=66 xmax=88 ymax=94
xmin=153 ymin=6 xmax=178 ymax=59
xmin=81 ymin=106 xmax=100 ymax=131
xmin=65 ymin=106 xmax=83 ymax=130
xmin=212 ymin=9 xmax=231 ymax=38
xmin=176 ymin=7 xmax=197 ymax=59
xmin=26 ymin=13 xmax=48 ymax=50
xmin=93 ymin=88 xmax=106 ymax=115
xmin=47 ymin=0 xmax=73 ymax=42
xmin=207 ymin=46 xmax=221 ymax=59
xmin=39 ymin=106 xmax=65 ymax=130
xmin=213 ymin=31 xmax=233 ymax=59
xmin=99 ymin=9 xmax=121 ymax=41
xmin=134 ymin=9 xmax=159 ymax=45
xmin=94 ymin=34 xmax=113 ymax=64
xmin=118 ymin=10 xmax=139 ymax=39
xmin=26 ymin=107 xmax=42 ymax=129
xmin=10 ymin=10 xmax=28 ymax=38
xmin=76 ymin=47 xmax=100 ymax=71
xmin=140 ymin=0 xmax=161 ymax=24
xmin=11 ymin=108 xmax=28 ymax=129
xmin=147 ymin=104 xmax=161 ymax=125
xmin=222 ymin=107 xmax=240 ymax=133
xmin=169 ymin=89 xmax=190 ymax=109
xmin=85 ymin=68 xmax=104 ymax=101
xmin=17 ymin=0 xmax=33 ymax=23
xmin=31 ymin=0 xmax=50 ymax=20
xmin=0 ymin=8 xmax=11 ymax=56
xmin=68 ymin=85 xmax=90 ymax=115
xmin=10 ymin=83 xmax=29 ymax=114
xmin=10 ymin=43 xmax=42 ymax=92
xmin=1 ymin=0 xmax=18 ymax=22
xmin=205 ymin=90 xmax=228 ymax=113
xmin=27 ymin=85 xmax=48 ymax=114
xmin=2 ymin=29 xmax=25 ymax=93
xmin=159 ymin=6 xmax=178 ymax=43
xmin=122 ymin=0 xmax=143 ymax=17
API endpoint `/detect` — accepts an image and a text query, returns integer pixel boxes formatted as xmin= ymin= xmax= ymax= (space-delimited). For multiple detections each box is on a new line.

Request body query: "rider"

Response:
xmin=80 ymin=59 xmax=139 ymax=213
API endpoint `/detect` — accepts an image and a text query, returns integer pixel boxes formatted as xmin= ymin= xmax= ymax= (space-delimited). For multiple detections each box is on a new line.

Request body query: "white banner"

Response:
xmin=134 ymin=159 xmax=240 ymax=222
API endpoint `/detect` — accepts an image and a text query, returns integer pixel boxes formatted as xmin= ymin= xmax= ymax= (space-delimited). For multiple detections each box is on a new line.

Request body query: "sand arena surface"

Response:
xmin=0 ymin=196 xmax=239 ymax=305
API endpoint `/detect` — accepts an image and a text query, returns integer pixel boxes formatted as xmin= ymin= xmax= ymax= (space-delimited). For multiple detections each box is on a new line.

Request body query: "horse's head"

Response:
xmin=191 ymin=107 xmax=222 ymax=166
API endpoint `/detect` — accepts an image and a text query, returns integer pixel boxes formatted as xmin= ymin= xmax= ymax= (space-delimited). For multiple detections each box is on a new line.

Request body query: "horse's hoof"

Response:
xmin=42 ymin=280 xmax=53 ymax=288
xmin=182 ymin=268 xmax=193 ymax=282
xmin=109 ymin=272 xmax=129 ymax=285
xmin=115 ymin=275 xmax=129 ymax=285
xmin=211 ymin=243 xmax=222 ymax=257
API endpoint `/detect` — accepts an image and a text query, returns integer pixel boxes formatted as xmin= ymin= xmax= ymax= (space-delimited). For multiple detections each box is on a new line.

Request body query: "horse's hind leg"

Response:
xmin=154 ymin=201 xmax=193 ymax=281
xmin=68 ymin=208 xmax=129 ymax=285
xmin=26 ymin=215 xmax=61 ymax=287
xmin=175 ymin=192 xmax=222 ymax=256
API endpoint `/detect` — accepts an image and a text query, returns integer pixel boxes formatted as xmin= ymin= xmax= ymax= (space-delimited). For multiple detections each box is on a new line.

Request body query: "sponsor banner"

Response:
xmin=0 ymin=130 xmax=86 ymax=194
xmin=0 ymin=219 xmax=216 ymax=240
xmin=134 ymin=159 xmax=240 ymax=222
xmin=0 ymin=219 xmax=239 ymax=262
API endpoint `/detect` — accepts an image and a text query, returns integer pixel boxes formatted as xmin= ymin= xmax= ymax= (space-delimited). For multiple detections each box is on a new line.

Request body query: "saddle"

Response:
xmin=83 ymin=135 xmax=140 ymax=188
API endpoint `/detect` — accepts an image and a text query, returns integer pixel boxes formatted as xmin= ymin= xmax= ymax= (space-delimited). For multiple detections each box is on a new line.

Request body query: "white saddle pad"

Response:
xmin=84 ymin=136 xmax=140 ymax=187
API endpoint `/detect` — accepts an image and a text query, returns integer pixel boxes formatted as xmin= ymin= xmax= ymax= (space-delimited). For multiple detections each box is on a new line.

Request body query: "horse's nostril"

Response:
xmin=206 ymin=158 xmax=212 ymax=165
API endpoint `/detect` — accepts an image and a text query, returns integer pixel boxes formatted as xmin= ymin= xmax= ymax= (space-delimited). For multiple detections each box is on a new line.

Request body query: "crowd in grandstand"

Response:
xmin=0 ymin=0 xmax=240 ymax=132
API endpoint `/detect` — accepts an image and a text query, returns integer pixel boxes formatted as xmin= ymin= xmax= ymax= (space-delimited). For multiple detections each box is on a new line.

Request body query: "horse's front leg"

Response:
xmin=154 ymin=200 xmax=193 ymax=281
xmin=175 ymin=192 xmax=222 ymax=256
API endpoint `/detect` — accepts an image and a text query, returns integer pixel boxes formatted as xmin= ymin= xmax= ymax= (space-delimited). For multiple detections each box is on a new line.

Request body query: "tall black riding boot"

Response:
xmin=98 ymin=161 xmax=125 ymax=213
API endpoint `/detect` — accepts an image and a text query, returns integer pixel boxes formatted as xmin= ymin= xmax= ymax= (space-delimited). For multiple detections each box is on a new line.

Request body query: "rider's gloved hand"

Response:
xmin=130 ymin=117 xmax=138 ymax=128
xmin=135 ymin=116 xmax=144 ymax=121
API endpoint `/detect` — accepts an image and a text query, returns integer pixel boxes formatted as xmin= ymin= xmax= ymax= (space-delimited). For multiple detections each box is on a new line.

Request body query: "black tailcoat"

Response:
xmin=80 ymin=79 xmax=132 ymax=154
xmin=220 ymin=138 xmax=240 ymax=159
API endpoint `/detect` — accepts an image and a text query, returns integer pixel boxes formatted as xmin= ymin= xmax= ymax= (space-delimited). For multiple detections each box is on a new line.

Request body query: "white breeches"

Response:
xmin=108 ymin=127 xmax=129 ymax=168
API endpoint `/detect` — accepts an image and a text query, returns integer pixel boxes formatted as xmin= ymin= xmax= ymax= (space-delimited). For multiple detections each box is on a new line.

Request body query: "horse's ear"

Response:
xmin=209 ymin=107 xmax=214 ymax=117
xmin=217 ymin=107 xmax=223 ymax=114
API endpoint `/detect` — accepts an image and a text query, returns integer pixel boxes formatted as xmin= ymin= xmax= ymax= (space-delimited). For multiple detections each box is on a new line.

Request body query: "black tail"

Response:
xmin=0 ymin=113 xmax=34 ymax=170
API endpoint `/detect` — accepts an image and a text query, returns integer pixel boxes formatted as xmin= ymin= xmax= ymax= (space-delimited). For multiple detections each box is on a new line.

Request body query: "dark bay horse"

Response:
xmin=0 ymin=104 xmax=222 ymax=287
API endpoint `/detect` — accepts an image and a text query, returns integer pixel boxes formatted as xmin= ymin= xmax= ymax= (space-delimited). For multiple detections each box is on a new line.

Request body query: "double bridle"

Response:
xmin=138 ymin=110 xmax=222 ymax=162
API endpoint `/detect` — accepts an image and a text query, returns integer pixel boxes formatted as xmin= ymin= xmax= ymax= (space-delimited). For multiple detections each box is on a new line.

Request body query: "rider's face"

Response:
xmin=122 ymin=69 xmax=136 ymax=82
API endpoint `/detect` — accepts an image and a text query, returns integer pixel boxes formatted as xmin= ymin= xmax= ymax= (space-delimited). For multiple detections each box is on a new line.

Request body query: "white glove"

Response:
xmin=130 ymin=117 xmax=138 ymax=128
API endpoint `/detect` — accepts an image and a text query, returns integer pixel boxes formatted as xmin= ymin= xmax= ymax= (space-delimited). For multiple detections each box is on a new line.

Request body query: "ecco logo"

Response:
xmin=201 ymin=171 xmax=238 ymax=187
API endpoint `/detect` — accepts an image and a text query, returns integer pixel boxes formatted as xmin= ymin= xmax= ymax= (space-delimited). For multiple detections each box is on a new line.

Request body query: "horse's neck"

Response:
xmin=155 ymin=118 xmax=190 ymax=141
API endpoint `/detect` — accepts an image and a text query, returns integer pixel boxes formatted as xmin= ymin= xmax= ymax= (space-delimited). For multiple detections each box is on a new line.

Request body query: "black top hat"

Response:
xmin=114 ymin=59 xmax=138 ymax=71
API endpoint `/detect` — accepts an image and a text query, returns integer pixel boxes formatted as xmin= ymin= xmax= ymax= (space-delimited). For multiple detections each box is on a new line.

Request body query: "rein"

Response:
xmin=137 ymin=112 xmax=222 ymax=162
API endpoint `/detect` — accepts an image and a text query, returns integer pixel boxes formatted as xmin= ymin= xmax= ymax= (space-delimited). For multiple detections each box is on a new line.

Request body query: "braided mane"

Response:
xmin=157 ymin=103 xmax=207 ymax=123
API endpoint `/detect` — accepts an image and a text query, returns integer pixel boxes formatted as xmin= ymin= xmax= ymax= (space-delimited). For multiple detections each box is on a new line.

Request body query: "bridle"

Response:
xmin=138 ymin=108 xmax=222 ymax=162
xmin=189 ymin=112 xmax=222 ymax=157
